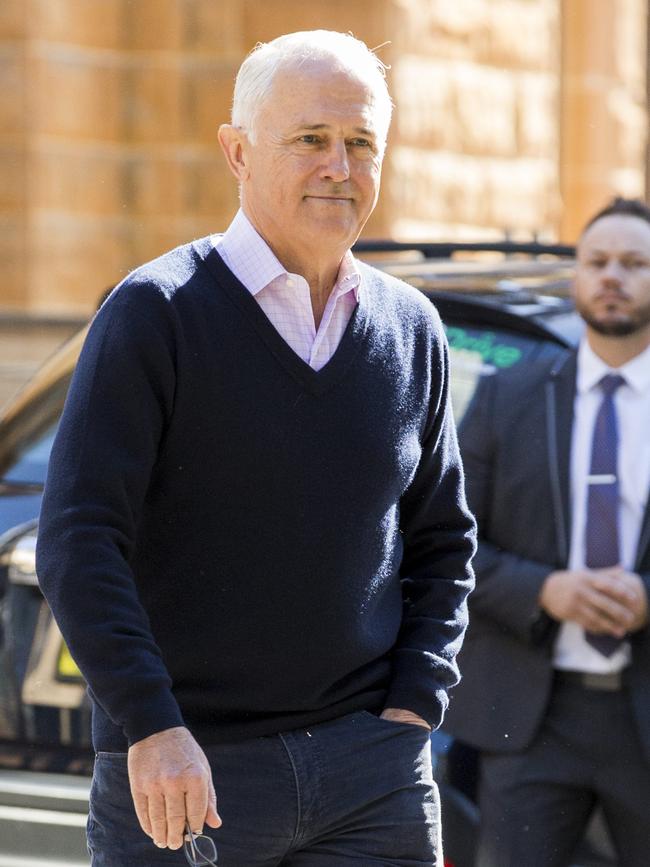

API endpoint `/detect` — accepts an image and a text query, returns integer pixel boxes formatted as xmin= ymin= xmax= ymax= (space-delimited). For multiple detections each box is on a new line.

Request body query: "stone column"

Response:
xmin=560 ymin=0 xmax=648 ymax=240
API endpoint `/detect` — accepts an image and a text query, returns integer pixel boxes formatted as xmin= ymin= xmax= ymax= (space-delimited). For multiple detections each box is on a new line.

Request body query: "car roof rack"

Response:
xmin=353 ymin=239 xmax=575 ymax=258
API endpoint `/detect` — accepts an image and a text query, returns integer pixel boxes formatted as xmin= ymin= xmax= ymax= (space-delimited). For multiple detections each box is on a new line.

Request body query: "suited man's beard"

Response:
xmin=576 ymin=297 xmax=650 ymax=337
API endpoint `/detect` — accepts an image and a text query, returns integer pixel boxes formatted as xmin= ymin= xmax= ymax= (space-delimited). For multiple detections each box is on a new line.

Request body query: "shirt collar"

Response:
xmin=577 ymin=337 xmax=650 ymax=396
xmin=212 ymin=209 xmax=361 ymax=301
xmin=335 ymin=251 xmax=362 ymax=301
xmin=212 ymin=210 xmax=285 ymax=295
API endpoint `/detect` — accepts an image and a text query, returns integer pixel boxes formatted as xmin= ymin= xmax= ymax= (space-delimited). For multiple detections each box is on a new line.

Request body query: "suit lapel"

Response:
xmin=636 ymin=497 xmax=650 ymax=571
xmin=545 ymin=351 xmax=577 ymax=566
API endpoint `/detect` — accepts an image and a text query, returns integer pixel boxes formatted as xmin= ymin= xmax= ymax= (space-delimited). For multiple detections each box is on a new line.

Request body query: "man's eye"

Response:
xmin=298 ymin=135 xmax=321 ymax=144
xmin=349 ymin=138 xmax=371 ymax=148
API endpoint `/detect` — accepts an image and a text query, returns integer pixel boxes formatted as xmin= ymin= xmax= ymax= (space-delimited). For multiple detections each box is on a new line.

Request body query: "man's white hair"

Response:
xmin=231 ymin=30 xmax=393 ymax=148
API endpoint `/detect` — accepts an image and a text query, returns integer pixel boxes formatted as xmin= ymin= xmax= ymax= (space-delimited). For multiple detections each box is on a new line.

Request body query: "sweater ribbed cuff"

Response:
xmin=121 ymin=690 xmax=186 ymax=746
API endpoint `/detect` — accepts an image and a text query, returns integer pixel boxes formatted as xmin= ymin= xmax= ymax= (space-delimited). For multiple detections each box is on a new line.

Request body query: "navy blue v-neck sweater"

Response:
xmin=36 ymin=237 xmax=476 ymax=751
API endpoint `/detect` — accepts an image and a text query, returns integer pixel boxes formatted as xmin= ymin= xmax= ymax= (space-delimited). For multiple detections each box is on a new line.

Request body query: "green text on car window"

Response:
xmin=444 ymin=326 xmax=523 ymax=368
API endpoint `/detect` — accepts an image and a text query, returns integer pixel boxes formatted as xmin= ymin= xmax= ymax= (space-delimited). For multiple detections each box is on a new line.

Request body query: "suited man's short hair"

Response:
xmin=583 ymin=196 xmax=650 ymax=234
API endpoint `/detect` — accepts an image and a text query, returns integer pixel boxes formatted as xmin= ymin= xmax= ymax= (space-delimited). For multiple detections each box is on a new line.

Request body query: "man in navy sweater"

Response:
xmin=36 ymin=30 xmax=476 ymax=867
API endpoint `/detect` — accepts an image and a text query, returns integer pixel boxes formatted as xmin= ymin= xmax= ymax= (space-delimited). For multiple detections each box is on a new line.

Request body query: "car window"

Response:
xmin=443 ymin=320 xmax=563 ymax=423
xmin=0 ymin=374 xmax=70 ymax=484
xmin=2 ymin=423 xmax=59 ymax=485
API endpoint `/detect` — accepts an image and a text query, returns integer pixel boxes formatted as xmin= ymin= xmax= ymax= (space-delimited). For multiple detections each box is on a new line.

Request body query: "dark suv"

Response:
xmin=0 ymin=240 xmax=615 ymax=866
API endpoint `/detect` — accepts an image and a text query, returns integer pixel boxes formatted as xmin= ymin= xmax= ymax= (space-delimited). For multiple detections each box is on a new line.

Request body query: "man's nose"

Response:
xmin=601 ymin=260 xmax=624 ymax=284
xmin=321 ymin=141 xmax=350 ymax=182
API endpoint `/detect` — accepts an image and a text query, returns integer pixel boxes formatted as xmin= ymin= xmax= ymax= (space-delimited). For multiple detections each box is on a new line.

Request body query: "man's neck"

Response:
xmin=586 ymin=328 xmax=650 ymax=368
xmin=279 ymin=248 xmax=343 ymax=324
xmin=242 ymin=211 xmax=348 ymax=328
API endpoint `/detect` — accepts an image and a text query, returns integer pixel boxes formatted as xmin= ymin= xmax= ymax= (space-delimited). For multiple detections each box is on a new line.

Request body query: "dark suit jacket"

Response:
xmin=444 ymin=349 xmax=650 ymax=759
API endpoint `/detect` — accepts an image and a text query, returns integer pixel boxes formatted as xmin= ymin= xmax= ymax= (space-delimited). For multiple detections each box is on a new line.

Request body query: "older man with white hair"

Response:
xmin=37 ymin=30 xmax=475 ymax=866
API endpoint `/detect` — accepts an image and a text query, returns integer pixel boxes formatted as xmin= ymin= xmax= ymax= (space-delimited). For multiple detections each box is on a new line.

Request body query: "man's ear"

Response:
xmin=218 ymin=124 xmax=250 ymax=182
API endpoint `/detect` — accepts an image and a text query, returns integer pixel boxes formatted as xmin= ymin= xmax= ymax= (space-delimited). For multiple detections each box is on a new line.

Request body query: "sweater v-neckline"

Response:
xmin=194 ymin=238 xmax=371 ymax=396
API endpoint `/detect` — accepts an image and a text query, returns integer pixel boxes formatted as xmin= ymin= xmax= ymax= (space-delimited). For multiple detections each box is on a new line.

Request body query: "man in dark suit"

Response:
xmin=444 ymin=197 xmax=650 ymax=867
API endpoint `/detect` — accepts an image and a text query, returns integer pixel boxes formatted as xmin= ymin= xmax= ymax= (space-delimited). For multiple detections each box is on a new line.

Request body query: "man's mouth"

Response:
xmin=596 ymin=291 xmax=628 ymax=304
xmin=304 ymin=193 xmax=352 ymax=202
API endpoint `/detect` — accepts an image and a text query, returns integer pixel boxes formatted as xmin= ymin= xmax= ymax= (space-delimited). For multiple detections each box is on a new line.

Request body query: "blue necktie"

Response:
xmin=584 ymin=373 xmax=626 ymax=656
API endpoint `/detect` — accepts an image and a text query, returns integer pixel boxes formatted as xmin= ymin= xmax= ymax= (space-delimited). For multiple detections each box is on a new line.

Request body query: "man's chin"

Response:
xmin=302 ymin=218 xmax=359 ymax=248
xmin=583 ymin=315 xmax=641 ymax=337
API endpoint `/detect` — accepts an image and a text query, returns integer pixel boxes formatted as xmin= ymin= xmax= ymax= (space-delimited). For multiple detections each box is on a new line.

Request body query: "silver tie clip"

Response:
xmin=587 ymin=474 xmax=617 ymax=485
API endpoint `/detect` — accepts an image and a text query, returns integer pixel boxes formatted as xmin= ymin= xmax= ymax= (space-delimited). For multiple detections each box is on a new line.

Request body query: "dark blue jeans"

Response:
xmin=87 ymin=711 xmax=441 ymax=866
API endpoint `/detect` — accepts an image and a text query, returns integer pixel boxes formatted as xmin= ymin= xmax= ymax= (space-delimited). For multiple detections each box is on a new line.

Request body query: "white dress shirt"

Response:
xmin=554 ymin=338 xmax=650 ymax=673
xmin=212 ymin=210 xmax=361 ymax=371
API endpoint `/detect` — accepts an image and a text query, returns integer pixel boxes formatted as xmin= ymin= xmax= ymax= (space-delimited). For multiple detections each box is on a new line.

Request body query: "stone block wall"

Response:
xmin=385 ymin=0 xmax=563 ymax=239
xmin=0 ymin=0 xmax=648 ymax=316
xmin=560 ymin=0 xmax=649 ymax=239
xmin=1 ymin=0 xmax=27 ymax=308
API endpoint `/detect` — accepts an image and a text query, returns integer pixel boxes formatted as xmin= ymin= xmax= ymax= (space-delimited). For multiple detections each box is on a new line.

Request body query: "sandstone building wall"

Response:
xmin=1 ymin=0 xmax=647 ymax=316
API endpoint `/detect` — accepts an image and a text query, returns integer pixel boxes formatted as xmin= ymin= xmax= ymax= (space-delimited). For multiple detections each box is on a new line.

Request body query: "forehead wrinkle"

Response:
xmin=295 ymin=122 xmax=377 ymax=135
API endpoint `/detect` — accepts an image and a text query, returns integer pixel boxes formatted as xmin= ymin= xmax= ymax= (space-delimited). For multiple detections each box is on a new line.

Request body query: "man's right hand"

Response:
xmin=127 ymin=726 xmax=221 ymax=851
xmin=539 ymin=567 xmax=641 ymax=636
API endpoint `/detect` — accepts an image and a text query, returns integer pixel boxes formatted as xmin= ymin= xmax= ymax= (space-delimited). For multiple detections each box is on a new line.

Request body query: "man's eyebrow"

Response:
xmin=296 ymin=123 xmax=377 ymax=137
xmin=586 ymin=247 xmax=649 ymax=255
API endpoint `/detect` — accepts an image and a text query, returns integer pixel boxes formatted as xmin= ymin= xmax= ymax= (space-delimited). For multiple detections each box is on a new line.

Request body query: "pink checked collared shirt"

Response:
xmin=212 ymin=209 xmax=361 ymax=371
